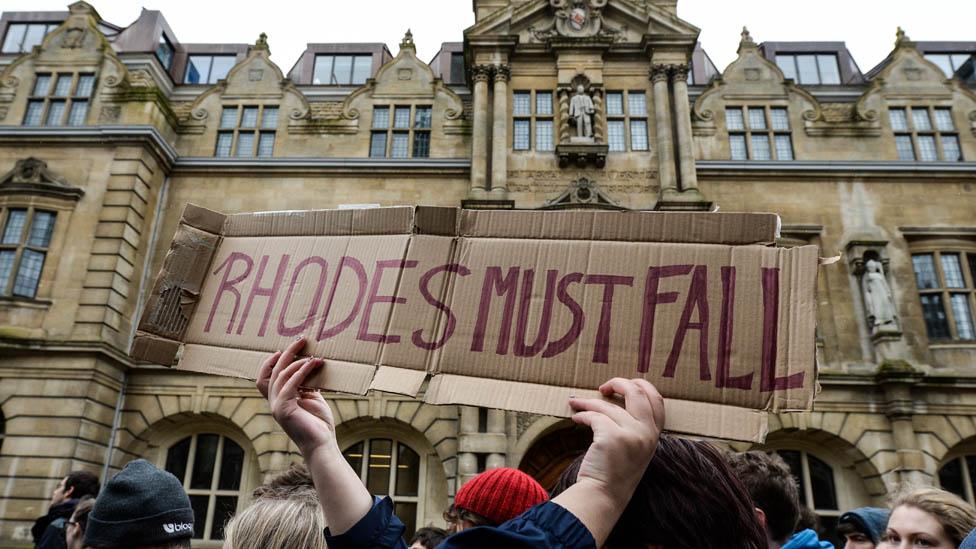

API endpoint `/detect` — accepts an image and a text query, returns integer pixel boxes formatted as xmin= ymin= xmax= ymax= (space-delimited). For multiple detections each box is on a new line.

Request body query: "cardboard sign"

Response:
xmin=132 ymin=205 xmax=819 ymax=442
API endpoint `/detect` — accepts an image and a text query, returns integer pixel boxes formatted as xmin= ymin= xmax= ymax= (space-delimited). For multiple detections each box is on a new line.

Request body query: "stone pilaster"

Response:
xmin=877 ymin=362 xmax=928 ymax=486
xmin=650 ymin=64 xmax=677 ymax=196
xmin=74 ymin=146 xmax=160 ymax=349
xmin=469 ymin=65 xmax=492 ymax=198
xmin=669 ymin=64 xmax=701 ymax=196
xmin=490 ymin=64 xmax=510 ymax=198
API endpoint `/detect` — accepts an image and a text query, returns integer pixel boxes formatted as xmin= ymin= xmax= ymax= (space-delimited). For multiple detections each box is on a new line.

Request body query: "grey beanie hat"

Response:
xmin=85 ymin=459 xmax=194 ymax=547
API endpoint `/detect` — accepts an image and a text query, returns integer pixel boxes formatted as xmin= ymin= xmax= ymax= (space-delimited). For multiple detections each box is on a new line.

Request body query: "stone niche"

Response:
xmin=555 ymin=74 xmax=608 ymax=168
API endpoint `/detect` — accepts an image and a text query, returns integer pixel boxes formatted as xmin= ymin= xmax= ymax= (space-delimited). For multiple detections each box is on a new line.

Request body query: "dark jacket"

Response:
xmin=325 ymin=496 xmax=595 ymax=549
xmin=31 ymin=499 xmax=77 ymax=549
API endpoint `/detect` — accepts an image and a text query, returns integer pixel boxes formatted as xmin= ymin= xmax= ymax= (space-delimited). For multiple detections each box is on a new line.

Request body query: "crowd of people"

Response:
xmin=31 ymin=338 xmax=976 ymax=548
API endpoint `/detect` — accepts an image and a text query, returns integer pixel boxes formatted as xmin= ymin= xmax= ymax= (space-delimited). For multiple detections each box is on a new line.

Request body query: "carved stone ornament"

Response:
xmin=60 ymin=25 xmax=87 ymax=49
xmin=0 ymin=158 xmax=84 ymax=200
xmin=542 ymin=177 xmax=623 ymax=210
xmin=530 ymin=0 xmax=621 ymax=42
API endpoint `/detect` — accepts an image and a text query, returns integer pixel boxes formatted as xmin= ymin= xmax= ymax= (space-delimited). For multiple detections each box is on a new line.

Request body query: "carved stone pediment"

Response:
xmin=0 ymin=158 xmax=84 ymax=200
xmin=542 ymin=177 xmax=623 ymax=210
xmin=530 ymin=0 xmax=622 ymax=42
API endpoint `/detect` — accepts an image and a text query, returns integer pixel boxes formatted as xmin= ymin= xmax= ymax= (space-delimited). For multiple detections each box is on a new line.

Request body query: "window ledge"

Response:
xmin=0 ymin=296 xmax=52 ymax=309
xmin=929 ymin=342 xmax=976 ymax=350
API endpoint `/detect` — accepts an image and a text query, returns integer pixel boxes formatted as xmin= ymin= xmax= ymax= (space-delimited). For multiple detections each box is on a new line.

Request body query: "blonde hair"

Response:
xmin=891 ymin=487 xmax=976 ymax=545
xmin=222 ymin=489 xmax=325 ymax=549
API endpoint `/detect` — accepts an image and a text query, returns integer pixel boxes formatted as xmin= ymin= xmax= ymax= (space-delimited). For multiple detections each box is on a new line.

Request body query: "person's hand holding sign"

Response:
xmin=551 ymin=377 xmax=665 ymax=546
xmin=256 ymin=336 xmax=372 ymax=535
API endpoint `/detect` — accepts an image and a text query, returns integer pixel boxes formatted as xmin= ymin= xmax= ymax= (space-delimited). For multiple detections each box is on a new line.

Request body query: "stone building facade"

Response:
xmin=0 ymin=0 xmax=974 ymax=545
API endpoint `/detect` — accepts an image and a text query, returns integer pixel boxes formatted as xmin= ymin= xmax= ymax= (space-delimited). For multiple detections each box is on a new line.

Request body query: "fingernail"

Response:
xmin=294 ymin=335 xmax=303 ymax=341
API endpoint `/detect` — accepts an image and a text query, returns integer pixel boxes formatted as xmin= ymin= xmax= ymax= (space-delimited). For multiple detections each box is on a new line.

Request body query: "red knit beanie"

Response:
xmin=454 ymin=467 xmax=549 ymax=525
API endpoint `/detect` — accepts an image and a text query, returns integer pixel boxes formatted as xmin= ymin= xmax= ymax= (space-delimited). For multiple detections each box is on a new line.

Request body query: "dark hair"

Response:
xmin=71 ymin=497 xmax=95 ymax=532
xmin=65 ymin=470 xmax=100 ymax=500
xmin=796 ymin=506 xmax=821 ymax=534
xmin=443 ymin=504 xmax=494 ymax=529
xmin=409 ymin=526 xmax=448 ymax=548
xmin=725 ymin=451 xmax=801 ymax=544
xmin=836 ymin=521 xmax=860 ymax=536
xmin=552 ymin=434 xmax=766 ymax=549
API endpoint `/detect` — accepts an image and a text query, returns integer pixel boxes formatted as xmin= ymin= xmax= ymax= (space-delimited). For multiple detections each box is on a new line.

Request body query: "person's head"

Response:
xmin=409 ymin=526 xmax=448 ymax=549
xmin=445 ymin=467 xmax=548 ymax=533
xmin=223 ymin=463 xmax=325 ymax=549
xmin=726 ymin=451 xmax=801 ymax=547
xmin=84 ymin=459 xmax=194 ymax=549
xmin=837 ymin=507 xmax=890 ymax=549
xmin=552 ymin=434 xmax=766 ymax=549
xmin=576 ymin=84 xmax=584 ymax=93
xmin=53 ymin=470 xmax=100 ymax=505
xmin=880 ymin=488 xmax=976 ymax=548
xmin=796 ymin=506 xmax=821 ymax=534
xmin=66 ymin=497 xmax=95 ymax=549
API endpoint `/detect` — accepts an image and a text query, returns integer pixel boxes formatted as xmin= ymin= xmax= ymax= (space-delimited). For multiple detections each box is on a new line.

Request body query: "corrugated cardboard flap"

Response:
xmin=133 ymin=204 xmax=224 ymax=362
xmin=180 ymin=344 xmax=377 ymax=395
xmin=425 ymin=374 xmax=769 ymax=443
xmin=222 ymin=206 xmax=419 ymax=237
xmin=370 ymin=366 xmax=428 ymax=397
xmin=459 ymin=210 xmax=780 ymax=245
xmin=131 ymin=332 xmax=180 ymax=365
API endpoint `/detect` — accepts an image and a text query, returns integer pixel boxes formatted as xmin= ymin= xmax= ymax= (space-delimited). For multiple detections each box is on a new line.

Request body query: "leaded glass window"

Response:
xmin=512 ymin=90 xmax=554 ymax=152
xmin=913 ymin=251 xmax=976 ymax=341
xmin=0 ymin=208 xmax=55 ymax=298
xmin=889 ymin=106 xmax=962 ymax=161
xmin=726 ymin=106 xmax=793 ymax=160
xmin=23 ymin=72 xmax=95 ymax=126
xmin=215 ymin=105 xmax=277 ymax=158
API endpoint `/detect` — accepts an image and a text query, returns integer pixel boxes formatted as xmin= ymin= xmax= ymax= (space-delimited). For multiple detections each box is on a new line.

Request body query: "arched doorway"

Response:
xmin=518 ymin=423 xmax=592 ymax=491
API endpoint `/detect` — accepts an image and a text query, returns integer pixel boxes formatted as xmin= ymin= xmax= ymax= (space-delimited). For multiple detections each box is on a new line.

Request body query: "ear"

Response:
xmin=755 ymin=507 xmax=767 ymax=529
xmin=63 ymin=485 xmax=75 ymax=499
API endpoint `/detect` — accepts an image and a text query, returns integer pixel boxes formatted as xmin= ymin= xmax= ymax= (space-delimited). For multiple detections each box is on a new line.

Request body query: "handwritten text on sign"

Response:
xmin=199 ymin=248 xmax=804 ymax=393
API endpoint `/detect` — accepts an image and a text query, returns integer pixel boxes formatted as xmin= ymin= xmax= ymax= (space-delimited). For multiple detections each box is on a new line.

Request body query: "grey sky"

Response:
xmin=4 ymin=0 xmax=975 ymax=76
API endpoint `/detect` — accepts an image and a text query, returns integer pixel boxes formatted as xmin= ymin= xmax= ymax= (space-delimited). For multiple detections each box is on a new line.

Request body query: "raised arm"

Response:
xmin=551 ymin=378 xmax=665 ymax=545
xmin=257 ymin=337 xmax=372 ymax=535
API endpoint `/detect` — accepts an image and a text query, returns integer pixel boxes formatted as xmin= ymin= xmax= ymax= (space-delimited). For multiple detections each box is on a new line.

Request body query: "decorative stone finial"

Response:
xmin=400 ymin=29 xmax=415 ymax=51
xmin=737 ymin=26 xmax=756 ymax=52
xmin=255 ymin=32 xmax=269 ymax=49
xmin=895 ymin=26 xmax=910 ymax=47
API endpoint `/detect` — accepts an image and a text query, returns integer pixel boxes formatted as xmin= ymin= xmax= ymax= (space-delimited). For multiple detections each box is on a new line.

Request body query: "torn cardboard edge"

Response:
xmin=177 ymin=344 xmax=768 ymax=442
xmin=184 ymin=203 xmax=783 ymax=243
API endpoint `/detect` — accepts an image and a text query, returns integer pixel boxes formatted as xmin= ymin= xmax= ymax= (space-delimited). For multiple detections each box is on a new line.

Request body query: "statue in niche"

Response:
xmin=862 ymin=259 xmax=898 ymax=329
xmin=569 ymin=84 xmax=595 ymax=140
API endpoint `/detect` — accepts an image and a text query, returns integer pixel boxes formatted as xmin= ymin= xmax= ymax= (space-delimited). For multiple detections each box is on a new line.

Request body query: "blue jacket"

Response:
xmin=324 ymin=496 xmax=595 ymax=549
xmin=960 ymin=527 xmax=976 ymax=549
xmin=781 ymin=529 xmax=834 ymax=549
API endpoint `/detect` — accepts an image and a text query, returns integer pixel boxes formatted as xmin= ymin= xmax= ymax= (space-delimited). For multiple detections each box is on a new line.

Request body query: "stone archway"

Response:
xmin=518 ymin=421 xmax=592 ymax=491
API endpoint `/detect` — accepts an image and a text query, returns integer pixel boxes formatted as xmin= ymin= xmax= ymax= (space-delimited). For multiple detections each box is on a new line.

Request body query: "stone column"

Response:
xmin=490 ymin=64 xmax=510 ymax=198
xmin=650 ymin=64 xmax=677 ymax=196
xmin=486 ymin=409 xmax=506 ymax=469
xmin=669 ymin=64 xmax=700 ymax=195
xmin=469 ymin=65 xmax=492 ymax=198
xmin=457 ymin=405 xmax=479 ymax=487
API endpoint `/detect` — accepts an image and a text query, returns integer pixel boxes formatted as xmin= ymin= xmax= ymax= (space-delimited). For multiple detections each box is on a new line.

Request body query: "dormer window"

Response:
xmin=313 ymin=55 xmax=372 ymax=85
xmin=185 ymin=55 xmax=236 ymax=85
xmin=924 ymin=53 xmax=973 ymax=78
xmin=155 ymin=34 xmax=174 ymax=70
xmin=775 ymin=54 xmax=841 ymax=85
xmin=1 ymin=22 xmax=59 ymax=54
